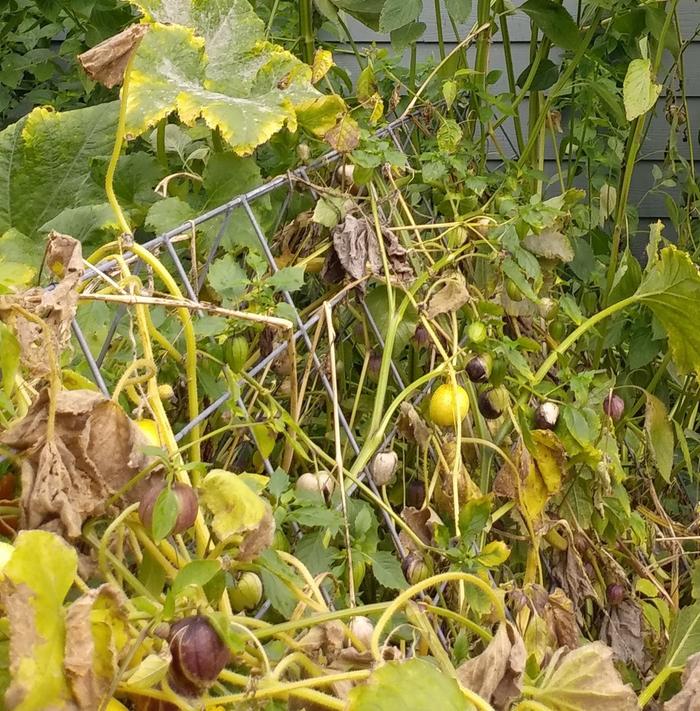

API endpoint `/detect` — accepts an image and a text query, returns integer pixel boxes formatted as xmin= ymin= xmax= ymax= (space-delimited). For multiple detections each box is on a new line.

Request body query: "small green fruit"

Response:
xmin=352 ymin=558 xmax=366 ymax=589
xmin=467 ymin=321 xmax=487 ymax=344
xmin=224 ymin=336 xmax=249 ymax=373
xmin=505 ymin=279 xmax=523 ymax=301
xmin=229 ymin=572 xmax=263 ymax=611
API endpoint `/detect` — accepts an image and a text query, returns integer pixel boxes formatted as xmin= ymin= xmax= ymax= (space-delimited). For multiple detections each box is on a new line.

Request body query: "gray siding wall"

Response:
xmin=331 ymin=2 xmax=700 ymax=226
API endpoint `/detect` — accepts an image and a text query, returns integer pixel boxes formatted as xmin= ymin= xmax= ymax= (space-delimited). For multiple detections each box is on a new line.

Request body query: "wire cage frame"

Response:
xmin=57 ymin=104 xmax=468 ymax=621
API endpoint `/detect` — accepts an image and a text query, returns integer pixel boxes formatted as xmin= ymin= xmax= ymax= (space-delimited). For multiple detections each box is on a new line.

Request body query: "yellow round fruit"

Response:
xmin=429 ymin=383 xmax=469 ymax=427
xmin=135 ymin=418 xmax=161 ymax=447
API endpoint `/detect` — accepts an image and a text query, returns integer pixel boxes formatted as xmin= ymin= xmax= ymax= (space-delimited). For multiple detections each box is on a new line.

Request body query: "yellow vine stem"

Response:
xmin=277 ymin=549 xmax=329 ymax=613
xmin=129 ymin=243 xmax=202 ymax=467
xmin=369 ymin=571 xmax=505 ymax=662
xmin=105 ymin=43 xmax=138 ymax=237
xmin=211 ymin=669 xmax=366 ymax=709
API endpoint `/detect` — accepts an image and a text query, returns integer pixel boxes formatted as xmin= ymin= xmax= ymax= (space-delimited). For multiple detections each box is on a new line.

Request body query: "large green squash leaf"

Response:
xmin=665 ymin=602 xmax=700 ymax=669
xmin=0 ymin=103 xmax=118 ymax=241
xmin=636 ymin=247 xmax=700 ymax=374
xmin=125 ymin=0 xmax=345 ymax=154
xmin=1 ymin=530 xmax=78 ymax=710
xmin=347 ymin=658 xmax=475 ymax=711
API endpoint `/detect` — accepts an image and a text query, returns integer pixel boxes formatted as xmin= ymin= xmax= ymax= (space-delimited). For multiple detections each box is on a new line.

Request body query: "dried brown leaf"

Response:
xmin=397 ymin=402 xmax=430 ymax=448
xmin=456 ymin=622 xmax=525 ymax=710
xmin=550 ymin=534 xmax=597 ymax=612
xmin=298 ymin=621 xmax=346 ymax=663
xmin=665 ymin=652 xmax=700 ymax=710
xmin=400 ymin=506 xmax=441 ymax=547
xmin=0 ymin=233 xmax=83 ymax=378
xmin=78 ymin=25 xmax=148 ymax=88
xmin=237 ymin=506 xmax=275 ymax=562
xmin=64 ymin=585 xmax=128 ymax=710
xmin=544 ymin=588 xmax=580 ymax=650
xmin=325 ymin=114 xmax=360 ymax=152
xmin=601 ymin=599 xmax=650 ymax=672
xmin=326 ymin=215 xmax=413 ymax=289
xmin=0 ymin=388 xmax=150 ymax=538
xmin=425 ymin=277 xmax=470 ymax=319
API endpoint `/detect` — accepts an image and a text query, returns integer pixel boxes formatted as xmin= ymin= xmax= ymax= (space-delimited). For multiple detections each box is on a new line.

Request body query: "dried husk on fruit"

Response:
xmin=0 ymin=232 xmax=82 ymax=380
xmin=0 ymin=388 xmax=150 ymax=538
xmin=396 ymin=402 xmax=431 ymax=448
xmin=433 ymin=440 xmax=481 ymax=520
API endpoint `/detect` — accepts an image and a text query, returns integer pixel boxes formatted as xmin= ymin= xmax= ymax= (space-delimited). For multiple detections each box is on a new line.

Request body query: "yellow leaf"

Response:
xmin=529 ymin=429 xmax=566 ymax=494
xmin=201 ymin=469 xmax=269 ymax=542
xmin=312 ymin=48 xmax=334 ymax=83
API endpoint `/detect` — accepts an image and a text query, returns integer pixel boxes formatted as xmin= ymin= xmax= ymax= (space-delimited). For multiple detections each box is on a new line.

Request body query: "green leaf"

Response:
xmin=208 ymin=254 xmax=249 ymax=302
xmin=152 ymin=487 xmax=179 ymax=541
xmin=437 ymin=119 xmax=462 ymax=154
xmin=444 ymin=0 xmax=472 ymax=24
xmin=623 ymin=58 xmax=661 ymax=121
xmin=644 ymin=393 xmax=674 ymax=482
xmin=692 ymin=560 xmax=700 ymax=601
xmin=665 ymin=602 xmax=700 ymax=668
xmin=268 ymin=266 xmax=306 ymax=293
xmin=0 ymin=321 xmax=20 ymax=397
xmin=145 ymin=197 xmax=196 ymax=235
xmin=370 ymin=550 xmax=408 ymax=591
xmin=636 ymin=247 xmax=700 ymax=374
xmin=458 ymin=496 xmax=491 ymax=545
xmin=608 ymin=249 xmax=641 ymax=305
xmin=0 ymin=103 xmax=118 ymax=239
xmin=390 ymin=21 xmax=427 ymax=52
xmin=348 ymin=658 xmax=474 ymax=710
xmin=528 ymin=642 xmax=637 ymax=710
xmin=379 ymin=0 xmax=423 ymax=33
xmin=312 ymin=195 xmax=349 ymax=228
xmin=171 ymin=560 xmax=222 ymax=597
xmin=520 ymin=0 xmax=580 ymax=50
xmin=1 ymin=530 xmax=78 ymax=710
xmin=200 ymin=469 xmax=268 ymax=542
xmin=40 ymin=204 xmax=120 ymax=246
xmin=365 ymin=285 xmax=419 ymax=356
xmin=125 ymin=3 xmax=345 ymax=154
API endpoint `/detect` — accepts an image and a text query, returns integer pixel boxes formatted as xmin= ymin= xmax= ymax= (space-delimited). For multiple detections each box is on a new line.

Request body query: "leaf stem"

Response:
xmin=531 ymin=294 xmax=640 ymax=385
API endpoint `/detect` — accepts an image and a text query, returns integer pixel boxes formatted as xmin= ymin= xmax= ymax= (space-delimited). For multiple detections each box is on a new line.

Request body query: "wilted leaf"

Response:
xmin=494 ymin=434 xmax=564 ymax=523
xmin=0 ymin=321 xmax=19 ymax=397
xmin=124 ymin=1 xmax=344 ymax=154
xmin=0 ymin=232 xmax=83 ymax=379
xmin=397 ymin=402 xmax=431 ymax=448
xmin=527 ymin=642 xmax=637 ymax=711
xmin=425 ymin=277 xmax=470 ymax=319
xmin=325 ymin=114 xmax=361 ymax=153
xmin=600 ymin=599 xmax=649 ymax=672
xmin=665 ymin=651 xmax=700 ymax=711
xmin=325 ymin=214 xmax=413 ymax=288
xmin=623 ymin=58 xmax=662 ymax=121
xmin=348 ymin=658 xmax=474 ymax=711
xmin=456 ymin=622 xmax=525 ymax=710
xmin=1 ymin=530 xmax=77 ymax=710
xmin=78 ymin=24 xmax=148 ymax=88
xmin=644 ymin=393 xmax=674 ymax=482
xmin=298 ymin=621 xmax=345 ymax=663
xmin=0 ymin=388 xmax=150 ymax=538
xmin=522 ymin=230 xmax=574 ymax=262
xmin=636 ymin=247 xmax=700 ymax=374
xmin=64 ymin=585 xmax=129 ymax=710
xmin=200 ymin=469 xmax=275 ymax=560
